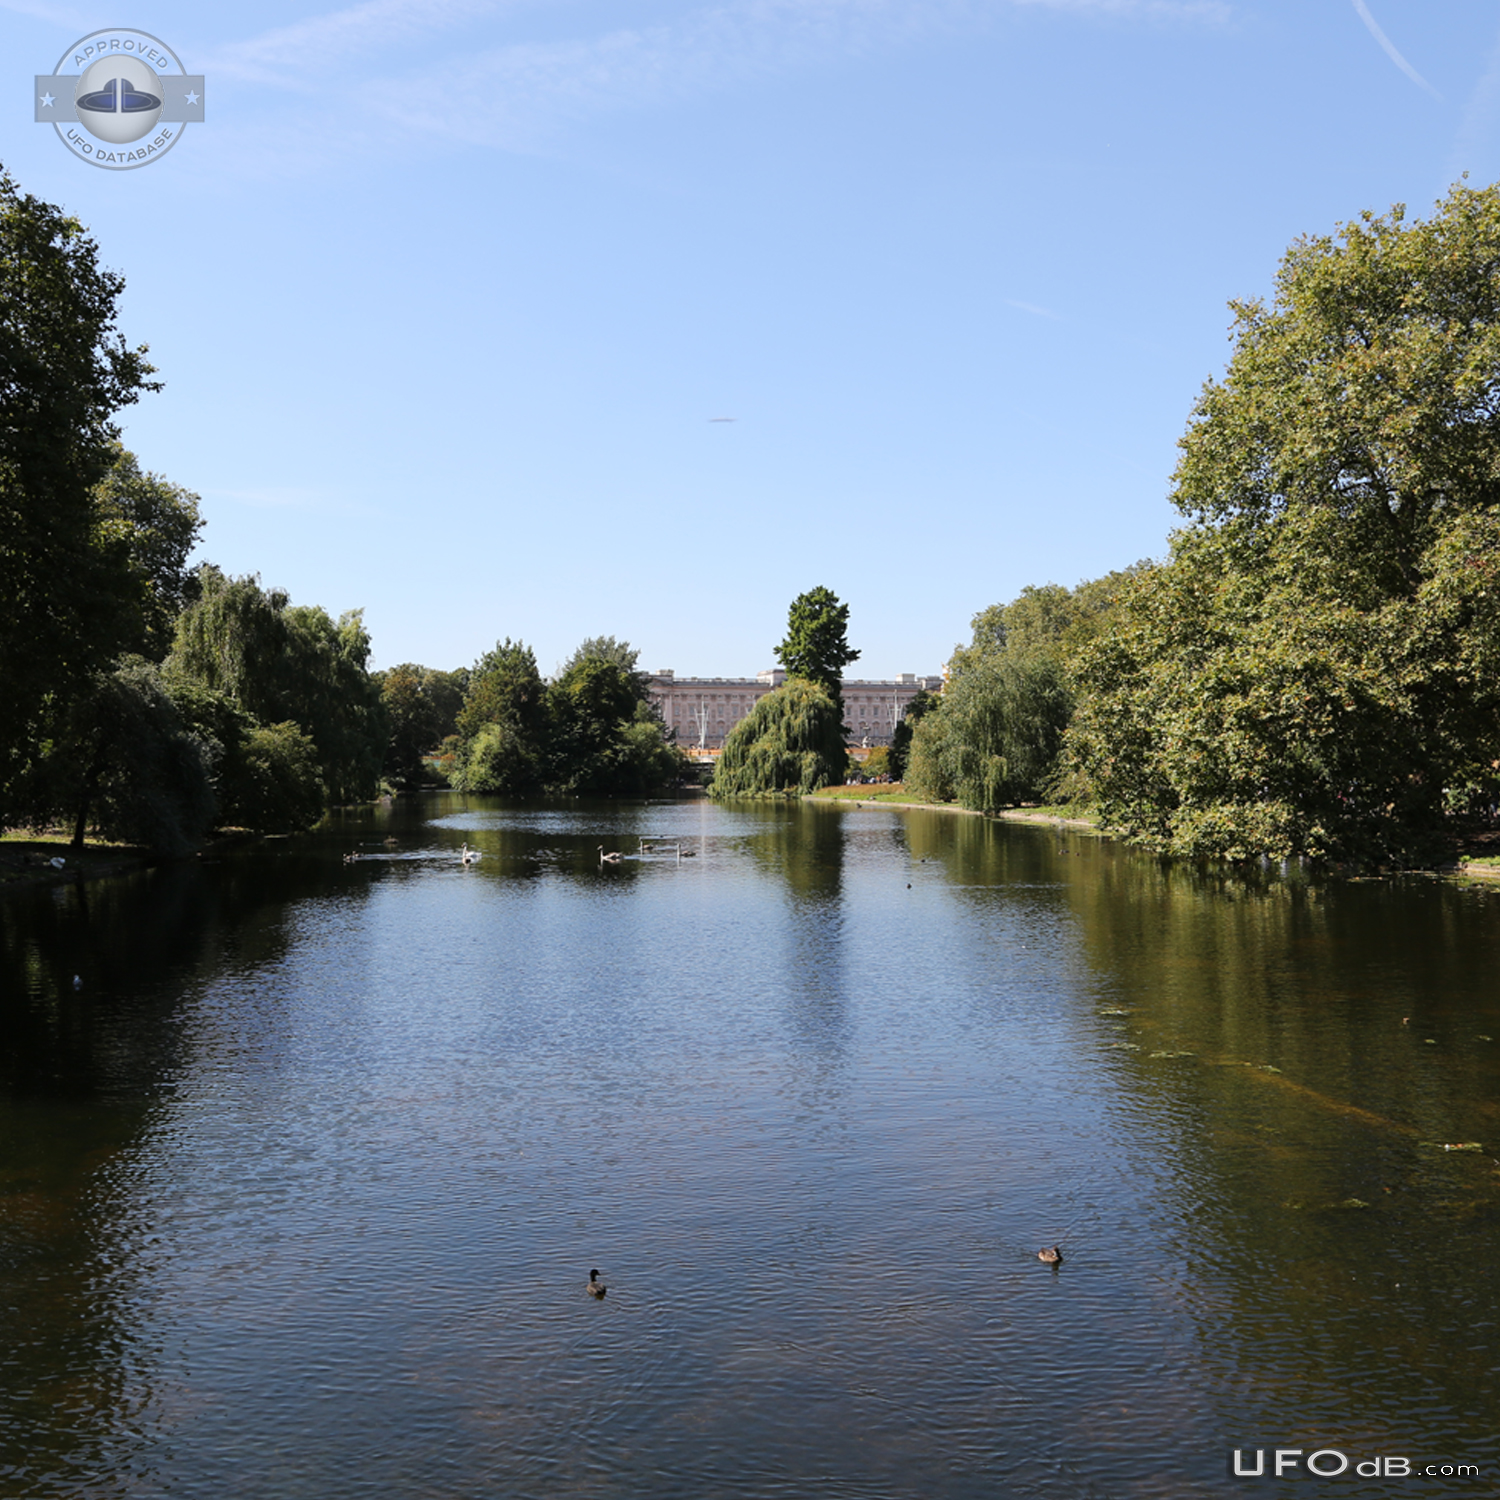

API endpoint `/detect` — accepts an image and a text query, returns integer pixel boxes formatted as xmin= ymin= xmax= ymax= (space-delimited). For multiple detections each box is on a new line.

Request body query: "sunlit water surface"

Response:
xmin=3 ymin=796 xmax=1500 ymax=1498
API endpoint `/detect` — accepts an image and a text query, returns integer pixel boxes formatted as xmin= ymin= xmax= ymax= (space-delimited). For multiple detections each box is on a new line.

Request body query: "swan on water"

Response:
xmin=461 ymin=844 xmax=480 ymax=865
xmin=598 ymin=847 xmax=623 ymax=865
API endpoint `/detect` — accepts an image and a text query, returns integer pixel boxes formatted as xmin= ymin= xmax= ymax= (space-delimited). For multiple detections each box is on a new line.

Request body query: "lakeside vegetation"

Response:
xmin=897 ymin=184 xmax=1500 ymax=868
xmin=5 ymin=159 xmax=1500 ymax=868
xmin=0 ymin=165 xmax=687 ymax=855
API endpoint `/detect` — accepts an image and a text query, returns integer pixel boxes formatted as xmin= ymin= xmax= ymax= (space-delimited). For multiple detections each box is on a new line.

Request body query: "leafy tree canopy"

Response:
xmin=560 ymin=635 xmax=642 ymax=679
xmin=912 ymin=569 xmax=1140 ymax=808
xmin=14 ymin=657 xmax=217 ymax=853
xmin=1174 ymin=180 xmax=1500 ymax=580
xmin=94 ymin=445 xmax=203 ymax=660
xmin=378 ymin=663 xmax=442 ymax=790
xmin=166 ymin=569 xmax=384 ymax=811
xmin=0 ymin=168 xmax=159 ymax=799
xmin=775 ymin=587 xmax=859 ymax=706
xmin=457 ymin=639 xmax=546 ymax=745
xmin=1067 ymin=182 xmax=1500 ymax=863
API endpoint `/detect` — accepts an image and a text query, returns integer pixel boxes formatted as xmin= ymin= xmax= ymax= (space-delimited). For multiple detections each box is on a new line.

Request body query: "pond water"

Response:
xmin=2 ymin=795 xmax=1499 ymax=1498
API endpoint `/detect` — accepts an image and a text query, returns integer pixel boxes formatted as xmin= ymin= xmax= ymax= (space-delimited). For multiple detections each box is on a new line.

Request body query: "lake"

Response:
xmin=3 ymin=795 xmax=1499 ymax=1497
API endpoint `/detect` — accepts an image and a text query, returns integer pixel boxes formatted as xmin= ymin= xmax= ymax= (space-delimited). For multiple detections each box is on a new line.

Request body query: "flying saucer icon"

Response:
xmin=74 ymin=55 xmax=163 ymax=144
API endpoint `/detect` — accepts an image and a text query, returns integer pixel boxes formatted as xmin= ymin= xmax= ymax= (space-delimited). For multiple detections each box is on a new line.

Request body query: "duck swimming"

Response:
xmin=587 ymin=1268 xmax=607 ymax=1299
xmin=1038 ymin=1246 xmax=1062 ymax=1264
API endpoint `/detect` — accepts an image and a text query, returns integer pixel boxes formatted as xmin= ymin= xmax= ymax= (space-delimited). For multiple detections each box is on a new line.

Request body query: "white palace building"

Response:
xmin=648 ymin=669 xmax=943 ymax=755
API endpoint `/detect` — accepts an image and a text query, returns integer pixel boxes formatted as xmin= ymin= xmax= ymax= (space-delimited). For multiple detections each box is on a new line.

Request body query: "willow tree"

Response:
xmin=908 ymin=571 xmax=1135 ymax=810
xmin=710 ymin=678 xmax=847 ymax=798
xmin=167 ymin=569 xmax=384 ymax=818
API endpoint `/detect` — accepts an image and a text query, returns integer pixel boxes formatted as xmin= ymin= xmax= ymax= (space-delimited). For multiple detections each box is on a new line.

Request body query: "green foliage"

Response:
xmin=560 ymin=635 xmax=644 ymax=680
xmin=424 ymin=668 xmax=468 ymax=741
xmin=857 ymin=746 xmax=891 ymax=779
xmin=378 ymin=663 xmax=442 ymax=790
xmin=547 ymin=657 xmax=650 ymax=794
xmin=230 ymin=722 xmax=326 ymax=834
xmin=457 ymin=639 xmax=546 ymax=745
xmin=281 ymin=604 xmax=385 ymax=804
xmin=1174 ymin=183 xmax=1500 ymax=569
xmin=166 ymin=570 xmax=384 ymax=810
xmin=616 ymin=705 xmax=690 ymax=793
xmin=1066 ymin=184 xmax=1500 ymax=863
xmin=944 ymin=654 xmax=1073 ymax=810
xmin=0 ymin=170 xmax=159 ymax=806
xmin=94 ymin=445 xmax=203 ymax=660
xmin=457 ymin=721 xmax=541 ymax=796
xmin=888 ymin=687 xmax=937 ymax=782
xmin=451 ymin=637 xmax=681 ymax=798
xmin=167 ymin=568 xmax=291 ymax=719
xmin=21 ymin=657 xmax=217 ymax=854
xmin=916 ymin=569 xmax=1138 ymax=810
xmin=451 ymin=640 xmax=546 ymax=793
xmin=710 ymin=678 xmax=847 ymax=798
xmin=902 ymin=708 xmax=955 ymax=804
xmin=775 ymin=586 xmax=859 ymax=707
xmin=1068 ymin=510 xmax=1500 ymax=863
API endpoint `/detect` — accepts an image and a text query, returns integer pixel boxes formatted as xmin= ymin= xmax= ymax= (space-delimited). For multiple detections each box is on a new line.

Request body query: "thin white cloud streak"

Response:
xmin=0 ymin=1 xmax=108 ymax=33
xmin=1005 ymin=299 xmax=1063 ymax=320
xmin=379 ymin=0 xmax=1231 ymax=152
xmin=1350 ymin=0 xmax=1441 ymax=102
xmin=189 ymin=0 xmax=1231 ymax=175
xmin=206 ymin=0 xmax=506 ymax=82
xmin=1444 ymin=20 xmax=1500 ymax=192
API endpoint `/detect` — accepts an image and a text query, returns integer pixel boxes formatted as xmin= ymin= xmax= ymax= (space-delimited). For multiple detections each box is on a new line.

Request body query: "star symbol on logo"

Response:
xmin=184 ymin=90 xmax=199 ymax=104
xmin=40 ymin=92 xmax=55 ymax=107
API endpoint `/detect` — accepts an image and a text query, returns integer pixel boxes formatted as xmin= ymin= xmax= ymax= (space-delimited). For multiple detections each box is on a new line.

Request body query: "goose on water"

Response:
xmin=587 ymin=1268 xmax=607 ymax=1298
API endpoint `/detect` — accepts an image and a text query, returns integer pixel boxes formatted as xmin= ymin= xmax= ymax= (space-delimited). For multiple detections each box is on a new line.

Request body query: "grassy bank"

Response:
xmin=809 ymin=785 xmax=1098 ymax=826
xmin=0 ymin=830 xmax=155 ymax=891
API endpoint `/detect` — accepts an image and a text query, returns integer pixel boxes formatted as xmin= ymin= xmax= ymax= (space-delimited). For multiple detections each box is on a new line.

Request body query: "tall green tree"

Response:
xmin=547 ymin=655 xmax=650 ymax=794
xmin=1068 ymin=183 xmax=1500 ymax=862
xmin=281 ymin=604 xmax=385 ymax=805
xmin=0 ymin=168 xmax=159 ymax=804
xmin=17 ymin=657 xmax=218 ymax=853
xmin=775 ymin=586 xmax=859 ymax=711
xmin=378 ymin=663 xmax=443 ymax=790
xmin=452 ymin=640 xmax=546 ymax=794
xmin=560 ymin=635 xmax=644 ymax=679
xmin=167 ymin=568 xmax=291 ymax=721
xmin=94 ymin=445 xmax=203 ymax=660
xmin=457 ymin=639 xmax=546 ymax=745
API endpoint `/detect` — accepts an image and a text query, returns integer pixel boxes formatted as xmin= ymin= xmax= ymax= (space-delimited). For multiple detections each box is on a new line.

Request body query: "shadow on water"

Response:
xmin=0 ymin=849 xmax=363 ymax=1496
xmin=5 ymin=799 xmax=1500 ymax=1496
xmin=901 ymin=810 xmax=1500 ymax=1476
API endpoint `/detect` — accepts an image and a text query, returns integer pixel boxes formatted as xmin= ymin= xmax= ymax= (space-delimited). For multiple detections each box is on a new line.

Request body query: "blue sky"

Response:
xmin=7 ymin=1 xmax=1500 ymax=678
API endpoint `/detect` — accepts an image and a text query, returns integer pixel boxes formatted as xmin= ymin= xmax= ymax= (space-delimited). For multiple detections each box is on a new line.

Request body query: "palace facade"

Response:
xmin=648 ymin=669 xmax=942 ymax=753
